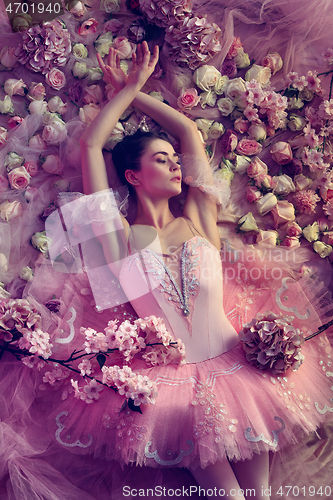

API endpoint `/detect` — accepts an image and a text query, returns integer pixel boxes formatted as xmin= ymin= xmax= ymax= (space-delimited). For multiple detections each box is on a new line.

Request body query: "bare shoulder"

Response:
xmin=182 ymin=186 xmax=220 ymax=250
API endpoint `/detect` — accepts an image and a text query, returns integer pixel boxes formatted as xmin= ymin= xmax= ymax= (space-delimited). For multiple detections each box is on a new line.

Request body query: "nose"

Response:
xmin=170 ymin=161 xmax=180 ymax=171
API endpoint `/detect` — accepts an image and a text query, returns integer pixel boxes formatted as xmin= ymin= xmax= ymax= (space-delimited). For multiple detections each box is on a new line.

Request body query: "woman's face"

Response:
xmin=127 ymin=139 xmax=182 ymax=199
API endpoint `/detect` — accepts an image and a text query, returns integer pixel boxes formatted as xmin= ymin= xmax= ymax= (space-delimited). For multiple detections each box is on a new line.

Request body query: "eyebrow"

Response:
xmin=152 ymin=151 xmax=179 ymax=158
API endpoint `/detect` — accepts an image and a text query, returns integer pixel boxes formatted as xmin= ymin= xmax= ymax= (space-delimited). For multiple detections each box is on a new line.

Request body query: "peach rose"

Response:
xmin=285 ymin=221 xmax=302 ymax=238
xmin=256 ymin=229 xmax=278 ymax=246
xmin=45 ymin=68 xmax=66 ymax=91
xmin=254 ymin=173 xmax=272 ymax=189
xmin=247 ymin=157 xmax=267 ymax=178
xmin=27 ymin=82 xmax=46 ymax=101
xmin=234 ymin=117 xmax=249 ymax=134
xmin=0 ymin=127 xmax=8 ymax=149
xmin=83 ymin=85 xmax=104 ymax=105
xmin=41 ymin=155 xmax=63 ymax=175
xmin=113 ymin=36 xmax=135 ymax=59
xmin=245 ymin=65 xmax=271 ymax=87
xmin=4 ymin=78 xmax=27 ymax=97
xmin=0 ymin=175 xmax=9 ymax=193
xmin=271 ymin=200 xmax=295 ymax=228
xmin=248 ymin=122 xmax=267 ymax=142
xmin=29 ymin=134 xmax=47 ymax=151
xmin=283 ymin=237 xmax=300 ymax=248
xmin=262 ymin=52 xmax=283 ymax=75
xmin=0 ymin=46 xmax=19 ymax=69
xmin=8 ymin=166 xmax=31 ymax=191
xmin=28 ymin=100 xmax=48 ymax=114
xmin=0 ymin=200 xmax=23 ymax=221
xmin=79 ymin=104 xmax=101 ymax=124
xmin=246 ymin=185 xmax=262 ymax=202
xmin=236 ymin=139 xmax=262 ymax=156
xmin=270 ymin=142 xmax=293 ymax=164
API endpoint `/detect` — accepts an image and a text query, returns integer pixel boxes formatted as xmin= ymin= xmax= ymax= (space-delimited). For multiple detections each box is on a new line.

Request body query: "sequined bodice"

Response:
xmin=119 ymin=236 xmax=239 ymax=363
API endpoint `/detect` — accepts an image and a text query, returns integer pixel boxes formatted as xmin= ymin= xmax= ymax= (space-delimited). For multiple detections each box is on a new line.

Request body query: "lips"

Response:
xmin=170 ymin=176 xmax=181 ymax=182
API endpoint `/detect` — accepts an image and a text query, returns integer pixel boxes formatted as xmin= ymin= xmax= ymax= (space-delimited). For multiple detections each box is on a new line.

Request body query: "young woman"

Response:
xmin=78 ymin=42 xmax=332 ymax=499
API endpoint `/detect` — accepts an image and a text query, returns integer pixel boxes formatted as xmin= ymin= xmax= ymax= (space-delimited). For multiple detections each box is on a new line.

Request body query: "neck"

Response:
xmin=134 ymin=195 xmax=175 ymax=230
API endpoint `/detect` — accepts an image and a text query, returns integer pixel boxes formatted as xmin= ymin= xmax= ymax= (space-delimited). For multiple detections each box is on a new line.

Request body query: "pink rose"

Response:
xmin=0 ymin=174 xmax=9 ymax=193
xmin=270 ymin=142 xmax=293 ymax=165
xmin=78 ymin=18 xmax=99 ymax=36
xmin=220 ymin=130 xmax=238 ymax=155
xmin=246 ymin=185 xmax=262 ymax=202
xmin=24 ymin=187 xmax=38 ymax=202
xmin=8 ymin=166 xmax=31 ymax=191
xmin=177 ymin=88 xmax=200 ymax=110
xmin=104 ymin=19 xmax=122 ymax=34
xmin=285 ymin=221 xmax=302 ymax=238
xmin=8 ymin=116 xmax=24 ymax=129
xmin=41 ymin=155 xmax=63 ymax=175
xmin=28 ymin=100 xmax=48 ymax=114
xmin=42 ymin=118 xmax=67 ymax=146
xmin=24 ymin=160 xmax=39 ymax=177
xmin=45 ymin=69 xmax=66 ymax=91
xmin=322 ymin=231 xmax=333 ymax=245
xmin=271 ymin=200 xmax=295 ymax=228
xmin=29 ymin=134 xmax=47 ymax=151
xmin=0 ymin=127 xmax=8 ymax=149
xmin=226 ymin=36 xmax=243 ymax=59
xmin=262 ymin=52 xmax=283 ymax=75
xmin=234 ymin=117 xmax=249 ymax=134
xmin=236 ymin=139 xmax=262 ymax=156
xmin=79 ymin=104 xmax=101 ymax=124
xmin=0 ymin=200 xmax=23 ymax=221
xmin=4 ymin=79 xmax=27 ymax=97
xmin=27 ymin=82 xmax=46 ymax=101
xmin=0 ymin=47 xmax=19 ymax=69
xmin=317 ymin=218 xmax=330 ymax=232
xmin=254 ymin=173 xmax=272 ymax=189
xmin=283 ymin=237 xmax=300 ymax=248
xmin=247 ymin=157 xmax=267 ymax=178
xmin=113 ymin=36 xmax=135 ymax=59
xmin=83 ymin=85 xmax=104 ymax=105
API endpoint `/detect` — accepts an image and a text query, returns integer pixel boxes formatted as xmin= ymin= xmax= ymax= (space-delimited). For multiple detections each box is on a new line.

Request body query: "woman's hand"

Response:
xmin=126 ymin=41 xmax=159 ymax=89
xmin=97 ymin=48 xmax=128 ymax=92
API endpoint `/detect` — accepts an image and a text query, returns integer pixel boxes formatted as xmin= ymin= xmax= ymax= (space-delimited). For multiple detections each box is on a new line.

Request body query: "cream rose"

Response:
xmin=88 ymin=67 xmax=104 ymax=82
xmin=41 ymin=155 xmax=63 ymax=175
xmin=28 ymin=100 xmax=47 ymax=114
xmin=248 ymin=123 xmax=267 ymax=142
xmin=313 ymin=240 xmax=333 ymax=258
xmin=149 ymin=91 xmax=164 ymax=102
xmin=0 ymin=95 xmax=14 ymax=114
xmin=299 ymin=88 xmax=314 ymax=101
xmin=214 ymin=76 xmax=229 ymax=95
xmin=54 ymin=179 xmax=71 ymax=191
xmin=288 ymin=114 xmax=306 ymax=132
xmin=245 ymin=65 xmax=271 ymax=87
xmin=195 ymin=118 xmax=213 ymax=136
xmin=4 ymin=78 xmax=27 ymax=97
xmin=73 ymin=43 xmax=88 ymax=59
xmin=288 ymin=98 xmax=304 ymax=110
xmin=225 ymin=77 xmax=247 ymax=100
xmin=0 ymin=200 xmax=23 ymax=221
xmin=5 ymin=152 xmax=24 ymax=172
xmin=200 ymin=91 xmax=217 ymax=108
xmin=94 ymin=32 xmax=114 ymax=58
xmin=31 ymin=231 xmax=51 ymax=254
xmin=303 ymin=222 xmax=320 ymax=242
xmin=8 ymin=166 xmax=31 ymax=191
xmin=271 ymin=174 xmax=295 ymax=195
xmin=193 ymin=65 xmax=222 ymax=91
xmin=234 ymin=155 xmax=251 ymax=174
xmin=67 ymin=0 xmax=86 ymax=16
xmin=20 ymin=266 xmax=34 ymax=281
xmin=262 ymin=52 xmax=283 ymax=75
xmin=100 ymin=0 xmax=121 ymax=13
xmin=234 ymin=49 xmax=250 ymax=69
xmin=73 ymin=62 xmax=89 ymax=79
xmin=237 ymin=212 xmax=259 ymax=232
xmin=47 ymin=96 xmax=67 ymax=115
xmin=255 ymin=192 xmax=278 ymax=215
xmin=217 ymin=97 xmax=235 ymax=116
xmin=208 ymin=122 xmax=225 ymax=140
xmin=256 ymin=230 xmax=278 ymax=246
xmin=45 ymin=68 xmax=66 ymax=91
xmin=0 ymin=254 xmax=8 ymax=272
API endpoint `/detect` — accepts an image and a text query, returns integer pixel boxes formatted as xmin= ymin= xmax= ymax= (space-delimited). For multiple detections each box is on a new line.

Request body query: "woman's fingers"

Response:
xmin=149 ymin=45 xmax=159 ymax=68
xmin=96 ymin=52 xmax=105 ymax=71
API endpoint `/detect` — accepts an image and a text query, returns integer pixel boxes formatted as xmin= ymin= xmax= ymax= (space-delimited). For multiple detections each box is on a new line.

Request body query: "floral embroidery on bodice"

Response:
xmin=119 ymin=236 xmax=239 ymax=363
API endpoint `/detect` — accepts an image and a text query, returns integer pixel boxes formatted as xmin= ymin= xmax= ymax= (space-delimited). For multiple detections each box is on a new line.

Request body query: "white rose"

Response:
xmin=255 ymin=192 xmax=278 ymax=215
xmin=0 ymin=95 xmax=14 ymax=114
xmin=271 ymin=174 xmax=295 ymax=195
xmin=0 ymin=200 xmax=23 ymax=221
xmin=119 ymin=60 xmax=129 ymax=75
xmin=234 ymin=155 xmax=251 ymax=174
xmin=217 ymin=97 xmax=235 ymax=116
xmin=288 ymin=114 xmax=306 ymax=132
xmin=294 ymin=174 xmax=312 ymax=191
xmin=4 ymin=152 xmax=24 ymax=172
xmin=208 ymin=121 xmax=225 ymax=140
xmin=237 ymin=212 xmax=259 ymax=232
xmin=245 ymin=64 xmax=271 ymax=87
xmin=28 ymin=100 xmax=47 ymax=114
xmin=31 ymin=231 xmax=51 ymax=254
xmin=193 ymin=65 xmax=222 ymax=91
xmin=303 ymin=222 xmax=320 ymax=242
xmin=94 ymin=32 xmax=114 ymax=58
xmin=0 ymin=283 xmax=11 ymax=299
xmin=148 ymin=91 xmax=164 ymax=102
xmin=225 ymin=78 xmax=247 ymax=100
xmin=195 ymin=119 xmax=213 ymax=139
xmin=215 ymin=166 xmax=234 ymax=183
xmin=234 ymin=49 xmax=250 ymax=69
xmin=100 ymin=0 xmax=120 ymax=13
xmin=72 ymin=43 xmax=88 ymax=59
xmin=47 ymin=96 xmax=67 ymax=115
xmin=248 ymin=123 xmax=267 ymax=141
xmin=288 ymin=97 xmax=304 ymax=110
xmin=313 ymin=240 xmax=333 ymax=258
xmin=72 ymin=62 xmax=89 ymax=79
xmin=200 ymin=91 xmax=217 ymax=108
xmin=88 ymin=67 xmax=104 ymax=82
xmin=4 ymin=78 xmax=26 ymax=97
xmin=214 ymin=75 xmax=229 ymax=95
xmin=20 ymin=266 xmax=34 ymax=281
